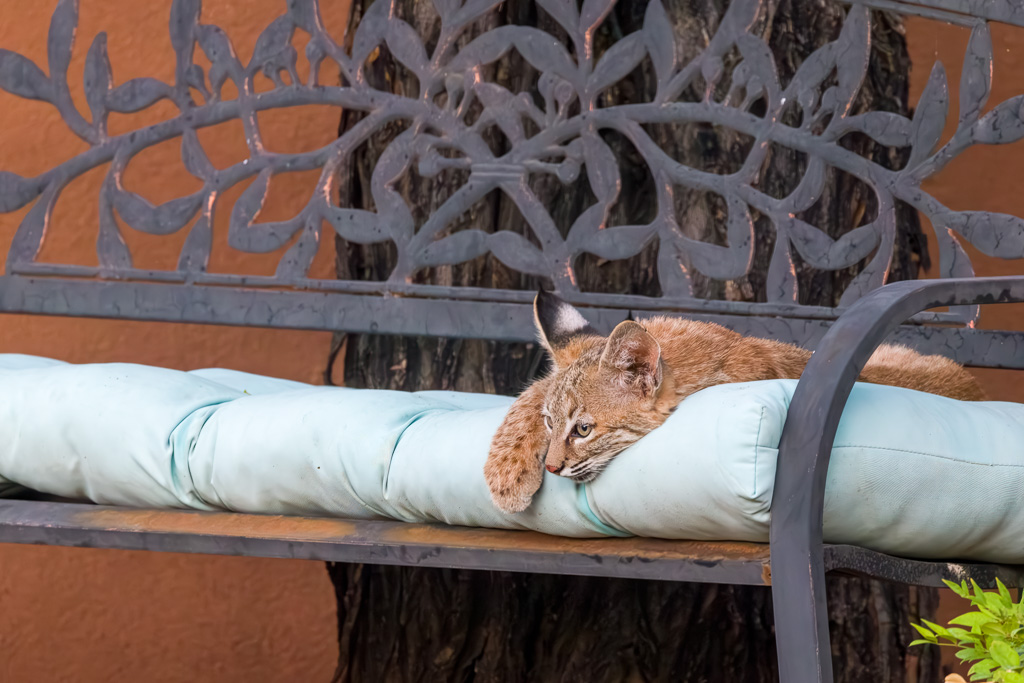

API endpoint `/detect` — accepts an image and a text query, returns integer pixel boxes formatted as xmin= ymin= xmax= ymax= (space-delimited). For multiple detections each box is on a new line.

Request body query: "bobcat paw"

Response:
xmin=484 ymin=448 xmax=544 ymax=513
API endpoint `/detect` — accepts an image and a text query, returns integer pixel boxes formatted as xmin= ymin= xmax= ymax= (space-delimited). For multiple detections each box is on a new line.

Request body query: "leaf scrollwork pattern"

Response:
xmin=0 ymin=0 xmax=1022 ymax=323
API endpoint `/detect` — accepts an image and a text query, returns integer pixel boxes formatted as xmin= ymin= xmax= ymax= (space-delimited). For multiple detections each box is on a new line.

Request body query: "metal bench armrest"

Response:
xmin=769 ymin=275 xmax=1024 ymax=683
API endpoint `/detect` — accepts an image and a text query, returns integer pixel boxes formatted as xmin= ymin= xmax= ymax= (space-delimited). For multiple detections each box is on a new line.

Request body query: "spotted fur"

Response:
xmin=483 ymin=292 xmax=985 ymax=513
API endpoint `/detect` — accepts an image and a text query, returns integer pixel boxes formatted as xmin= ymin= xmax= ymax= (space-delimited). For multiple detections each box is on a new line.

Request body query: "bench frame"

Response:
xmin=3 ymin=1 xmax=1024 ymax=681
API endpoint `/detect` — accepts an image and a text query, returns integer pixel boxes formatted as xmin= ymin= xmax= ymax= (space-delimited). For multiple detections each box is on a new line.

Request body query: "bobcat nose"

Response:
xmin=545 ymin=463 xmax=562 ymax=474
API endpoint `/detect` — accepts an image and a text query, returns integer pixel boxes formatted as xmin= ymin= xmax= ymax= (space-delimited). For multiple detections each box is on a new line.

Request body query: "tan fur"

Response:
xmin=484 ymin=303 xmax=985 ymax=513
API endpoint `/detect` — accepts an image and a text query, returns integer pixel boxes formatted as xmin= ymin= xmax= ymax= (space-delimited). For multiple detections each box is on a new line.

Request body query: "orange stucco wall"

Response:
xmin=0 ymin=1 xmax=349 ymax=681
xmin=0 ymin=2 xmax=1020 ymax=680
xmin=906 ymin=17 xmax=1024 ymax=407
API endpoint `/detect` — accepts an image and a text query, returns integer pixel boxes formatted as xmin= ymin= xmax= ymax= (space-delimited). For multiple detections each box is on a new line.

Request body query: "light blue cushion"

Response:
xmin=0 ymin=354 xmax=1021 ymax=562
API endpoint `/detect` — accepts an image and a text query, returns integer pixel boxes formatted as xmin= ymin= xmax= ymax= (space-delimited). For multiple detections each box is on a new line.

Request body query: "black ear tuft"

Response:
xmin=533 ymin=290 xmax=597 ymax=354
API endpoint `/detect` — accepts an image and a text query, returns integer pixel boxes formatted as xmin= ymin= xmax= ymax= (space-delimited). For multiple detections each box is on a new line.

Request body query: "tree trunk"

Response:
xmin=326 ymin=0 xmax=940 ymax=680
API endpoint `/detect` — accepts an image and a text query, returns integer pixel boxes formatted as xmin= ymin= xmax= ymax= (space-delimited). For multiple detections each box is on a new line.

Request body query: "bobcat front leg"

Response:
xmin=485 ymin=377 xmax=552 ymax=513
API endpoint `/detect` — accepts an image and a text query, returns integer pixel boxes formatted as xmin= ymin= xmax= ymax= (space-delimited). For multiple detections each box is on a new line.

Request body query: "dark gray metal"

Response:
xmin=1 ymin=0 xmax=1024 ymax=363
xmin=824 ymin=545 xmax=1024 ymax=589
xmin=894 ymin=0 xmax=1024 ymax=26
xmin=3 ymin=274 xmax=1023 ymax=366
xmin=2 ymin=2 xmax=1024 ymax=683
xmin=770 ymin=276 xmax=1024 ymax=683
xmin=850 ymin=1 xmax=1024 ymax=27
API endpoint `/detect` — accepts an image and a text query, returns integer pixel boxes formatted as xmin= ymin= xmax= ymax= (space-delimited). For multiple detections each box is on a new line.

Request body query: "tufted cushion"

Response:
xmin=1 ymin=354 xmax=1022 ymax=562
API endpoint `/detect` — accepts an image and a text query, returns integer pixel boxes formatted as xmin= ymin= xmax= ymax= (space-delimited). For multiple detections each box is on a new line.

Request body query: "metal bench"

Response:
xmin=2 ymin=0 xmax=1024 ymax=681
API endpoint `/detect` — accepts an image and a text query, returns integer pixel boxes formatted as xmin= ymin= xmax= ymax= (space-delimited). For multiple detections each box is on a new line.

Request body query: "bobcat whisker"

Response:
xmin=565 ymin=453 xmax=617 ymax=482
xmin=563 ymin=459 xmax=597 ymax=481
xmin=568 ymin=469 xmax=599 ymax=483
xmin=562 ymin=462 xmax=591 ymax=480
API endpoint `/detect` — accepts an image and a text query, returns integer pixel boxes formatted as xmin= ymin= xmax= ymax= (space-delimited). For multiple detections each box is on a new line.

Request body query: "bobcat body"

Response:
xmin=483 ymin=291 xmax=985 ymax=513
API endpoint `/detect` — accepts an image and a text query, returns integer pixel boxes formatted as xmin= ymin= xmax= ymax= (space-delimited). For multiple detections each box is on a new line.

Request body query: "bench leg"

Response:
xmin=771 ymin=545 xmax=833 ymax=683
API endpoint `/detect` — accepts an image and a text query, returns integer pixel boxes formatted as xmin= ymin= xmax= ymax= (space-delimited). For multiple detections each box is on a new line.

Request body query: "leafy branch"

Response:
xmin=911 ymin=579 xmax=1024 ymax=683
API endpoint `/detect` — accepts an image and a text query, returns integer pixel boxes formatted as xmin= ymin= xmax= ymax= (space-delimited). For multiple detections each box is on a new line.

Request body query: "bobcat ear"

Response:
xmin=534 ymin=290 xmax=597 ymax=366
xmin=600 ymin=321 xmax=663 ymax=396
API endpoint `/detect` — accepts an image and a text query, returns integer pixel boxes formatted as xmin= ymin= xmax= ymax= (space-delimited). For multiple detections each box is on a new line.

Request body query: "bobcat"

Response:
xmin=483 ymin=290 xmax=985 ymax=513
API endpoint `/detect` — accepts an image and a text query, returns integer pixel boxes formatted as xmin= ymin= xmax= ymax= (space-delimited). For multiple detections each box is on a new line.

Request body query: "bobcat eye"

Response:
xmin=574 ymin=423 xmax=593 ymax=438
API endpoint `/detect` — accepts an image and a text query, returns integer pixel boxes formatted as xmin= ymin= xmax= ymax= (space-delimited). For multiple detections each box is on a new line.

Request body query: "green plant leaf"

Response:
xmin=923 ymin=619 xmax=954 ymax=639
xmin=946 ymin=579 xmax=970 ymax=598
xmin=991 ymin=640 xmax=1021 ymax=669
xmin=983 ymin=622 xmax=1010 ymax=637
xmin=998 ymin=578 xmax=1013 ymax=603
xmin=986 ymin=592 xmax=1009 ymax=614
xmin=1003 ymin=671 xmax=1024 ymax=683
xmin=952 ymin=612 xmax=996 ymax=628
xmin=949 ymin=627 xmax=982 ymax=643
xmin=911 ymin=623 xmax=939 ymax=642
xmin=909 ymin=639 xmax=934 ymax=647
xmin=970 ymin=658 xmax=999 ymax=679
xmin=957 ymin=646 xmax=988 ymax=661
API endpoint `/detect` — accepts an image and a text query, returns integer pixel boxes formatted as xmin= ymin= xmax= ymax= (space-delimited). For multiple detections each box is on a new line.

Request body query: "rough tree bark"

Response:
xmin=326 ymin=1 xmax=941 ymax=681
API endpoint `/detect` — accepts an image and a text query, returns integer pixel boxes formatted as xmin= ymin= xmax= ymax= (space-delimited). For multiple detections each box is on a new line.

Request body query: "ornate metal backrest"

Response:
xmin=1 ymin=0 xmax=1023 ymax=366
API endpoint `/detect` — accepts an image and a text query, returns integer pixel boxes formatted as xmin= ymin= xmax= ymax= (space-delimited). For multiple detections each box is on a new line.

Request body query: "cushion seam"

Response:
xmin=383 ymin=407 xmax=451 ymax=504
xmin=173 ymin=399 xmax=237 ymax=509
xmin=580 ymin=485 xmax=631 ymax=537
xmin=834 ymin=443 xmax=1024 ymax=467
xmin=753 ymin=405 xmax=765 ymax=497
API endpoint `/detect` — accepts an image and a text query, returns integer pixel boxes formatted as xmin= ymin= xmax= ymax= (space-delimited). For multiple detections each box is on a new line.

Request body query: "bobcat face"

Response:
xmin=534 ymin=292 xmax=675 ymax=481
